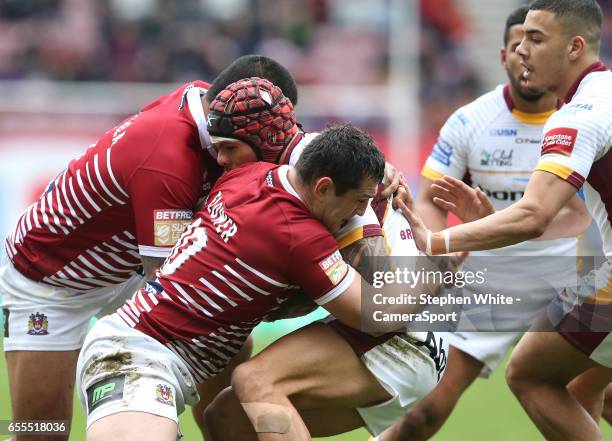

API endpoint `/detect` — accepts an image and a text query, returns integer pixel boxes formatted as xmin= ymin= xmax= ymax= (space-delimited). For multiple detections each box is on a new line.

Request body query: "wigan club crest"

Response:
xmin=27 ymin=312 xmax=49 ymax=335
xmin=155 ymin=384 xmax=174 ymax=406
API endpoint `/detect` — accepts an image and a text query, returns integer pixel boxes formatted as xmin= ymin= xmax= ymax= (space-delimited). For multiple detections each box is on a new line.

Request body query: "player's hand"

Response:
xmin=430 ymin=176 xmax=494 ymax=222
xmin=391 ymin=174 xmax=413 ymax=210
xmin=381 ymin=162 xmax=401 ymax=199
xmin=397 ymin=198 xmax=430 ymax=253
xmin=262 ymin=290 xmax=318 ymax=322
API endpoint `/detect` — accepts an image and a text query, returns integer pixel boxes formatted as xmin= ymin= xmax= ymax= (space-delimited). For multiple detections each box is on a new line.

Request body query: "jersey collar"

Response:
xmin=564 ymin=61 xmax=608 ymax=103
xmin=185 ymin=85 xmax=215 ymax=156
xmin=277 ymin=165 xmax=303 ymax=202
xmin=503 ymin=84 xmax=560 ymax=125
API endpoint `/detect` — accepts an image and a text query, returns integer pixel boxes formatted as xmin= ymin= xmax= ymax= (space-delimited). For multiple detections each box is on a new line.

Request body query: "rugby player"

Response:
xmin=75 ymin=79 xmax=383 ymax=438
xmin=401 ymin=1 xmax=612 ymax=439
xmin=377 ymin=6 xmax=591 ymax=441
xmin=0 ymin=55 xmax=299 ymax=441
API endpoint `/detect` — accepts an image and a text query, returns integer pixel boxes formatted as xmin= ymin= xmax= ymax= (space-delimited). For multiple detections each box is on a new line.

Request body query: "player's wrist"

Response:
xmin=428 ymin=231 xmax=450 ymax=255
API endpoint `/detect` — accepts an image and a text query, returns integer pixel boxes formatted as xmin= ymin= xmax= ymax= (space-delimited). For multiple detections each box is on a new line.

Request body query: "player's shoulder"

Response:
xmin=288 ymin=132 xmax=320 ymax=166
xmin=443 ymin=85 xmax=506 ymax=134
xmin=548 ymin=72 xmax=612 ymax=129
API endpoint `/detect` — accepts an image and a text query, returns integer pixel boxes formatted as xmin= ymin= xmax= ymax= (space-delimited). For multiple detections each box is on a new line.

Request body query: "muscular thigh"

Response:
xmin=247 ymin=321 xmax=392 ymax=409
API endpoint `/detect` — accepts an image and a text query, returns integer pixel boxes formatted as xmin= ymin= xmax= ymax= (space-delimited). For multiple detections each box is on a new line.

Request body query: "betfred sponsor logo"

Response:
xmin=319 ymin=250 xmax=348 ymax=285
xmin=154 ymin=210 xmax=193 ymax=246
xmin=542 ymin=128 xmax=578 ymax=156
xmin=154 ymin=210 xmax=193 ymax=221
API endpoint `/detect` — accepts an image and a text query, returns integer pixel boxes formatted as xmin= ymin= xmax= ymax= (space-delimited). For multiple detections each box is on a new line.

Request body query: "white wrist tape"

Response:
xmin=426 ymin=230 xmax=432 ymax=256
xmin=444 ymin=230 xmax=450 ymax=254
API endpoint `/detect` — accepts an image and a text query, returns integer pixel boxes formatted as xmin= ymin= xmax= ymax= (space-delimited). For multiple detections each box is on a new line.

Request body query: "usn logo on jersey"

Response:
xmin=319 ymin=251 xmax=349 ymax=285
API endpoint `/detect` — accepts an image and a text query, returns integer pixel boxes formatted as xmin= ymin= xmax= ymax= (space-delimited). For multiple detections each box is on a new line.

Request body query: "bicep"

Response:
xmin=340 ymin=235 xmax=389 ymax=283
xmin=521 ymin=170 xmax=578 ymax=224
xmin=320 ymin=274 xmax=362 ymax=330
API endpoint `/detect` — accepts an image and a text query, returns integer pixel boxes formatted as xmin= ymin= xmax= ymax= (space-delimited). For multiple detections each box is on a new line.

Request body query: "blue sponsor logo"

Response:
xmin=431 ymin=140 xmax=453 ymax=166
xmin=558 ymin=103 xmax=594 ymax=116
xmin=448 ymin=112 xmax=469 ymax=129
xmin=489 ymin=128 xmax=518 ymax=137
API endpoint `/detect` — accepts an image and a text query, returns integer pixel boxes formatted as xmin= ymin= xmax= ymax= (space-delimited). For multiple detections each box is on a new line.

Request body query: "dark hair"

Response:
xmin=207 ymin=55 xmax=298 ymax=105
xmin=504 ymin=5 xmax=529 ymax=46
xmin=295 ymin=124 xmax=385 ymax=196
xmin=529 ymin=0 xmax=603 ymax=52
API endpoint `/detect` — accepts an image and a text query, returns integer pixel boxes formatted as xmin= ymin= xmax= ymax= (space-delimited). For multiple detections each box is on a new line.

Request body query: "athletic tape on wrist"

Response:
xmin=426 ymin=230 xmax=432 ymax=256
xmin=241 ymin=402 xmax=292 ymax=434
xmin=444 ymin=230 xmax=450 ymax=254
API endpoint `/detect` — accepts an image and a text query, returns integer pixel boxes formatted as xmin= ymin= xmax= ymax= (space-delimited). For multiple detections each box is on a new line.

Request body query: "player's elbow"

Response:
xmin=519 ymin=206 xmax=550 ymax=239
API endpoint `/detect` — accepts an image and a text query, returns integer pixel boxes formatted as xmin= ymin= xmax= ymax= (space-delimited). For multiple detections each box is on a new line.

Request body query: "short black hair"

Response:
xmin=504 ymin=5 xmax=529 ymax=46
xmin=295 ymin=124 xmax=385 ymax=196
xmin=529 ymin=0 xmax=603 ymax=52
xmin=207 ymin=55 xmax=298 ymax=105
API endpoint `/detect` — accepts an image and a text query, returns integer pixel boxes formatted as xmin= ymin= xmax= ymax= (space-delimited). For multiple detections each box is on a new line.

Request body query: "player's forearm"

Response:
xmin=416 ymin=196 xmax=447 ymax=232
xmin=430 ymin=201 xmax=548 ymax=254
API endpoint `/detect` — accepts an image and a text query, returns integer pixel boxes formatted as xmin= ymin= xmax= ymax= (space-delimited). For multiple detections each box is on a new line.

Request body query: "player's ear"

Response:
xmin=313 ymin=177 xmax=334 ymax=200
xmin=568 ymin=35 xmax=586 ymax=61
xmin=500 ymin=47 xmax=507 ymax=65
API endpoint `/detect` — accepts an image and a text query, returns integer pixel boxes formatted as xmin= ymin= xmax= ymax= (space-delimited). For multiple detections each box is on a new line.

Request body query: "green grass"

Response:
xmin=1 ymin=314 xmax=611 ymax=440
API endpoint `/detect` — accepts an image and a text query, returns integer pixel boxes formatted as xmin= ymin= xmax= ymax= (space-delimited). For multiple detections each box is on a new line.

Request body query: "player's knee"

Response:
xmin=234 ymin=335 xmax=254 ymax=365
xmin=231 ymin=359 xmax=275 ymax=402
xmin=505 ymin=358 xmax=529 ymax=396
xmin=397 ymin=395 xmax=455 ymax=438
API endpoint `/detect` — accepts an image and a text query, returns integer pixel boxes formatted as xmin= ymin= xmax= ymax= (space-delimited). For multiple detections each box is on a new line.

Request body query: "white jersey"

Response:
xmin=288 ymin=132 xmax=383 ymax=248
xmin=422 ymin=84 xmax=576 ymax=257
xmin=535 ymin=63 xmax=612 ymax=258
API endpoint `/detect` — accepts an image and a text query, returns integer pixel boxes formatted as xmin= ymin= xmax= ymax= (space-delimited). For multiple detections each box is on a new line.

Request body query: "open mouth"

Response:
xmin=520 ymin=62 xmax=533 ymax=80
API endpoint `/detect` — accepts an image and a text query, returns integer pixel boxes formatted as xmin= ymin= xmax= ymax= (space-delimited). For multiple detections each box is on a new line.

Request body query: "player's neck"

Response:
xmin=555 ymin=56 xmax=601 ymax=103
xmin=509 ymin=87 xmax=557 ymax=114
xmin=287 ymin=168 xmax=315 ymax=210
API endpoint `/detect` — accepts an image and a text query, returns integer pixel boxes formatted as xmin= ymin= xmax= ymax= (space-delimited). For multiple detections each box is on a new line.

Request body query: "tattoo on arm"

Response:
xmin=340 ymin=236 xmax=391 ymax=283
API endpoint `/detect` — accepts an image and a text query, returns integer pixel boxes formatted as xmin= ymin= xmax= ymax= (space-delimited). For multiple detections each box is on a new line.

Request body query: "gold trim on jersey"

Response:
xmin=421 ymin=165 xmax=444 ymax=181
xmin=337 ymin=227 xmax=364 ymax=249
xmin=536 ymin=161 xmax=575 ymax=180
xmin=511 ymin=108 xmax=556 ymax=125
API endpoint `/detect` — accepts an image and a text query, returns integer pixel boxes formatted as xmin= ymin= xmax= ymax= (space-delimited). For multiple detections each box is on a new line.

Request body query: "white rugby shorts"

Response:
xmin=356 ymin=332 xmax=447 ymax=436
xmin=76 ymin=314 xmax=199 ymax=428
xmin=0 ymin=251 xmax=145 ymax=351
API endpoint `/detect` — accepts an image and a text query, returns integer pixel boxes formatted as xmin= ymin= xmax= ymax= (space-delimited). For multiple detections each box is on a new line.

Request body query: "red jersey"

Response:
xmin=118 ymin=163 xmax=355 ymax=382
xmin=5 ymin=81 xmax=221 ymax=291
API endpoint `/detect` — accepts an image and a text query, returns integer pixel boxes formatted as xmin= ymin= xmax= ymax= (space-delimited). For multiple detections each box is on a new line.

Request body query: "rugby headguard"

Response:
xmin=207 ymin=77 xmax=299 ymax=163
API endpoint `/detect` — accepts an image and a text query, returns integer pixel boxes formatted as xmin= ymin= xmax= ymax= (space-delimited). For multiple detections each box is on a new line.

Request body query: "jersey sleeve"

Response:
xmin=129 ymin=169 xmax=200 ymax=258
xmin=534 ymin=106 xmax=603 ymax=190
xmin=422 ymin=109 xmax=471 ymax=181
xmin=286 ymin=224 xmax=356 ymax=306
xmin=334 ymin=204 xmax=383 ymax=249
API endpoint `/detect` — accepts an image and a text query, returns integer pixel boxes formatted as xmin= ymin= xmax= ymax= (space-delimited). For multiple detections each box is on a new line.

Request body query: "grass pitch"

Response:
xmin=0 ymin=314 xmax=610 ymax=440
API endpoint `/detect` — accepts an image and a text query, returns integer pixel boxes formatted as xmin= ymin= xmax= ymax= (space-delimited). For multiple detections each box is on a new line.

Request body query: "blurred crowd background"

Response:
xmin=1 ymin=0 xmax=611 ymax=241
xmin=1 ymin=0 xmax=612 ymax=126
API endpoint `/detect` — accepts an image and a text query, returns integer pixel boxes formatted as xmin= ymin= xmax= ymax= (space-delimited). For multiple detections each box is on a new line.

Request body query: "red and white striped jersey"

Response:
xmin=118 ymin=163 xmax=355 ymax=382
xmin=5 ymin=81 xmax=220 ymax=292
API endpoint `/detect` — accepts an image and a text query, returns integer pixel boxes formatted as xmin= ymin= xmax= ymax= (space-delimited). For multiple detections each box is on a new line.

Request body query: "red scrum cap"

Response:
xmin=206 ymin=77 xmax=299 ymax=163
